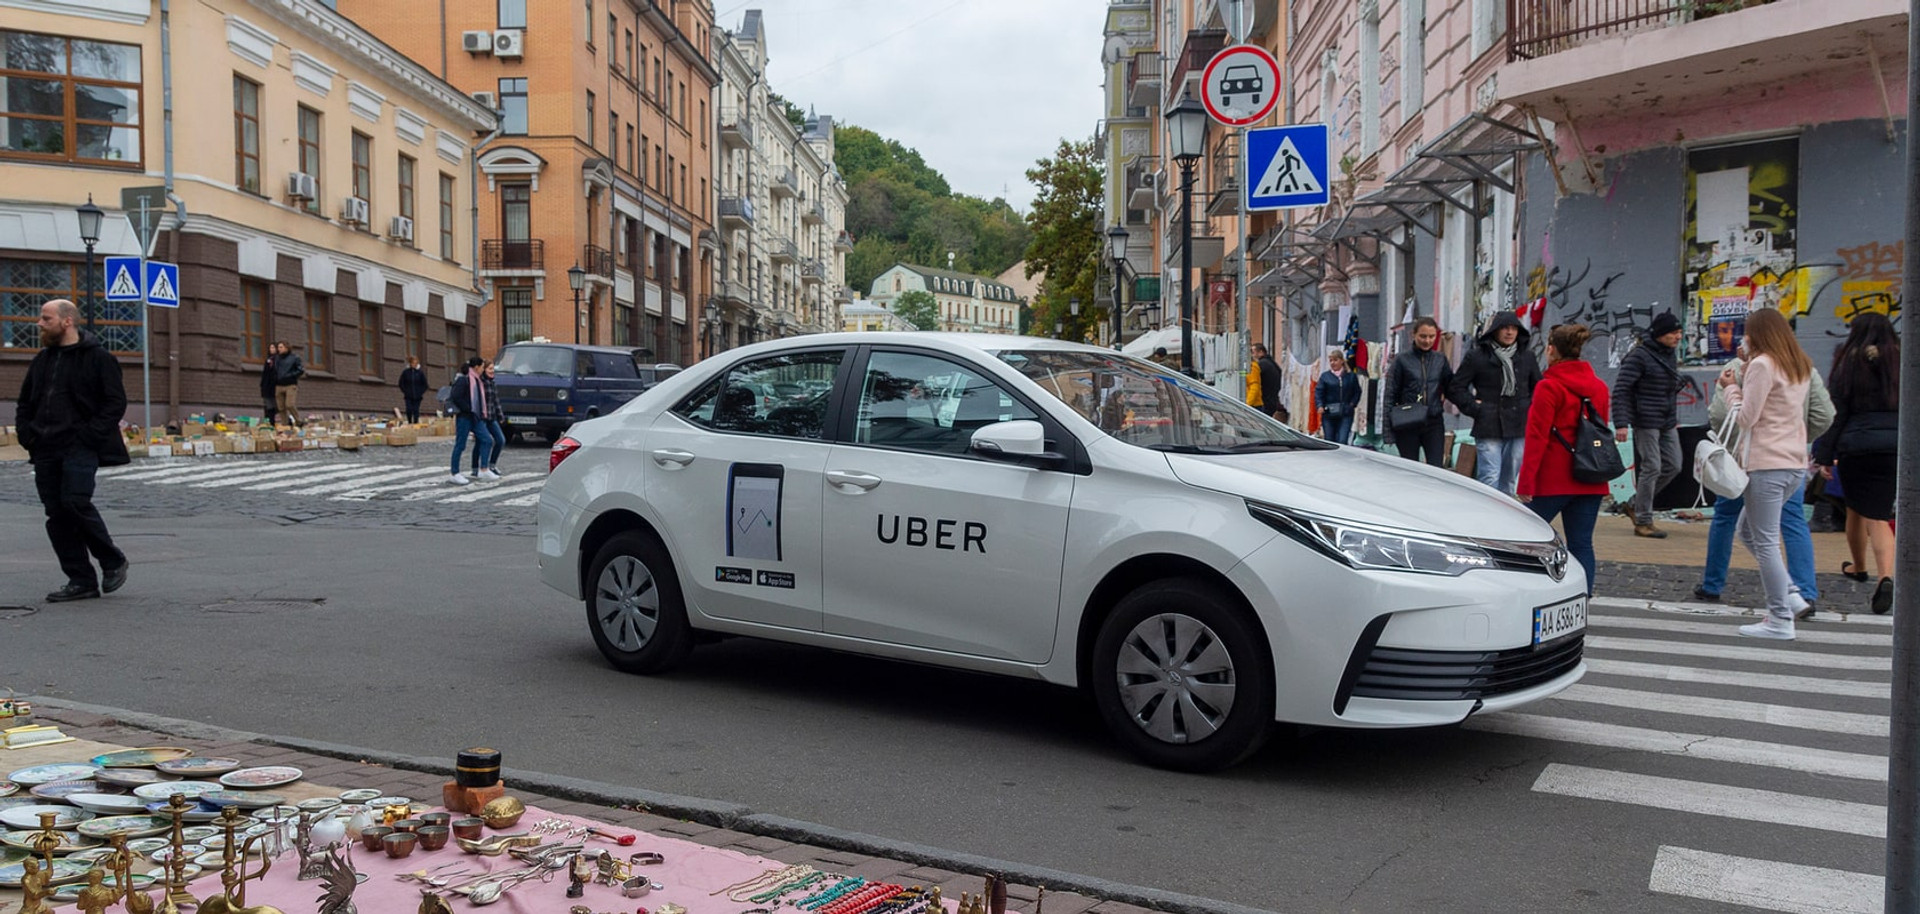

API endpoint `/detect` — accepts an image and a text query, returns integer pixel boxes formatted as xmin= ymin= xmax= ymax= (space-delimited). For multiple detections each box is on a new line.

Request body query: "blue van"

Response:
xmin=491 ymin=342 xmax=681 ymax=442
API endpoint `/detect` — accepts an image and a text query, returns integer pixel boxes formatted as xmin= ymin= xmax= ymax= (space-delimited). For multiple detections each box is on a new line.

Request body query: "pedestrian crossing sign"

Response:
xmin=1246 ymin=123 xmax=1332 ymax=211
xmin=144 ymin=260 xmax=180 ymax=308
xmin=104 ymin=256 xmax=143 ymax=302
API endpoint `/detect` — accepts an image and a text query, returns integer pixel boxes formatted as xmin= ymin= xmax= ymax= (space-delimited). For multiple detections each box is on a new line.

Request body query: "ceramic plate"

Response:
xmin=151 ymin=844 xmax=204 ymax=863
xmin=133 ymin=781 xmax=221 ymax=802
xmin=52 ymin=870 xmax=157 ymax=899
xmin=0 ymin=857 xmax=91 ymax=887
xmin=91 ymin=747 xmax=195 ymax=769
xmin=218 ymin=766 xmax=301 ymax=789
xmin=66 ymin=792 xmax=148 ymax=815
xmin=77 ymin=815 xmax=172 ymax=839
xmin=5 ymin=764 xmax=99 ymax=786
xmin=0 ymin=846 xmax=24 ymax=865
xmin=180 ymin=826 xmax=218 ymax=842
xmin=337 ymin=788 xmax=382 ymax=802
xmin=93 ymin=768 xmax=173 ymax=788
xmin=365 ymin=795 xmax=410 ymax=807
xmin=248 ymin=805 xmax=299 ymax=823
xmin=28 ymin=780 xmax=105 ymax=801
xmin=128 ymin=836 xmax=172 ymax=854
xmin=0 ymin=781 xmax=15 ymax=798
xmin=296 ymin=796 xmax=341 ymax=812
xmin=145 ymin=801 xmax=222 ymax=822
xmin=0 ymin=797 xmax=43 ymax=815
xmin=154 ymin=756 xmax=240 ymax=777
xmin=199 ymin=790 xmax=285 ymax=810
xmin=0 ymin=829 xmax=99 ymax=854
xmin=67 ymin=846 xmax=118 ymax=863
xmin=0 ymin=804 xmax=95 ymax=829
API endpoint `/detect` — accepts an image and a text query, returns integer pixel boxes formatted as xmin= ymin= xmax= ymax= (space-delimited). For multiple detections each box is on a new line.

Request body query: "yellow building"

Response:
xmin=0 ymin=0 xmax=494 ymax=422
xmin=868 ymin=263 xmax=1022 ymax=334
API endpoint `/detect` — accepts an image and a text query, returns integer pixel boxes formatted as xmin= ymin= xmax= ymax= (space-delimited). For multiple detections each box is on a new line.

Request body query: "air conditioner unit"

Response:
xmin=389 ymin=216 xmax=414 ymax=242
xmin=1138 ymin=171 xmax=1159 ymax=190
xmin=461 ymin=30 xmax=494 ymax=54
xmin=470 ymin=90 xmax=496 ymax=110
xmin=493 ymin=29 xmax=524 ymax=58
xmin=342 ymin=196 xmax=370 ymax=226
xmin=286 ymin=172 xmax=317 ymax=201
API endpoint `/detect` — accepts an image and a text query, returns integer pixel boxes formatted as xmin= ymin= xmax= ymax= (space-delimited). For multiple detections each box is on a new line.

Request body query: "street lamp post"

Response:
xmin=566 ymin=263 xmax=586 ymax=345
xmin=1107 ymin=223 xmax=1130 ymax=350
xmin=704 ymin=301 xmax=720 ymax=359
xmin=1069 ymin=297 xmax=1080 ymax=342
xmin=75 ymin=195 xmax=104 ymax=333
xmin=1166 ymin=94 xmax=1208 ymax=375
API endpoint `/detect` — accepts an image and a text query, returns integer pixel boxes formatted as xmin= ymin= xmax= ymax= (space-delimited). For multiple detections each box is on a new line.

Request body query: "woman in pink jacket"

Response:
xmin=1723 ymin=307 xmax=1815 ymax=640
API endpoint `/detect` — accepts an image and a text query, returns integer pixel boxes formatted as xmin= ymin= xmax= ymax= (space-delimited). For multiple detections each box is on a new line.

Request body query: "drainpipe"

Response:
xmin=161 ymin=0 xmax=188 ymax=424
xmin=471 ymin=119 xmax=504 ymax=312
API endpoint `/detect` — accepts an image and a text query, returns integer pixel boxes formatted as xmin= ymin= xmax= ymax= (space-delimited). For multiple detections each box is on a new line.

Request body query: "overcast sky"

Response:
xmin=718 ymin=0 xmax=1109 ymax=211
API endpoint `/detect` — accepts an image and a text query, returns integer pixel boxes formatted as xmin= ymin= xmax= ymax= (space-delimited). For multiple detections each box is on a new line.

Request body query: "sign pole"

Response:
xmin=138 ymin=199 xmax=152 ymax=435
xmin=1884 ymin=3 xmax=1920 ymax=908
xmin=1237 ymin=124 xmax=1250 ymax=401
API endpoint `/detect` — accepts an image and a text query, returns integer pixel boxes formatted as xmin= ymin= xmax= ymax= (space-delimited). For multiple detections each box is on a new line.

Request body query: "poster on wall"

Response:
xmin=1702 ymin=289 xmax=1750 ymax=361
xmin=1682 ymin=138 xmax=1798 ymax=365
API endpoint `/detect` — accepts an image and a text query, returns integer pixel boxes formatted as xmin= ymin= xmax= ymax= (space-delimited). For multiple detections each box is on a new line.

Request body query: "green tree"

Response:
xmin=891 ymin=289 xmax=939 ymax=331
xmin=1022 ymin=138 xmax=1104 ymax=341
xmin=832 ymin=123 xmax=1029 ymax=293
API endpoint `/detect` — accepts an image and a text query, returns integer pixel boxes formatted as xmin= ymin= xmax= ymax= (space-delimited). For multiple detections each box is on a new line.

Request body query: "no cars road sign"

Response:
xmin=1201 ymin=44 xmax=1281 ymax=127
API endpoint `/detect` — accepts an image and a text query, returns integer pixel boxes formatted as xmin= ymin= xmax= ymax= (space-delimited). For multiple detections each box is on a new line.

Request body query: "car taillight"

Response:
xmin=550 ymin=436 xmax=582 ymax=473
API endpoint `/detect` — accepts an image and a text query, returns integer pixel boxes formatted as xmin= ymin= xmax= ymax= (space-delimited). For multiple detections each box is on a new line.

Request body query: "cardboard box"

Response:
xmin=147 ymin=444 xmax=173 ymax=458
xmin=232 ymin=436 xmax=256 ymax=454
xmin=126 ymin=445 xmax=147 ymax=459
xmin=182 ymin=422 xmax=207 ymax=437
xmin=386 ymin=428 xmax=419 ymax=446
xmin=338 ymin=435 xmax=363 ymax=450
xmin=317 ymin=437 xmax=338 ymax=449
xmin=190 ymin=441 xmax=216 ymax=457
xmin=365 ymin=433 xmax=386 ymax=447
xmin=210 ymin=437 xmax=235 ymax=454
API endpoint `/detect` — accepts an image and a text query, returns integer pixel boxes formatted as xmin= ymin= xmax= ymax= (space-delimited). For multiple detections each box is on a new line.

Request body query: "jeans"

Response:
xmin=1630 ymin=427 xmax=1682 ymax=524
xmin=1741 ymin=468 xmax=1807 ymax=620
xmin=451 ymin=413 xmax=494 ymax=475
xmin=34 ymin=450 xmax=125 ymax=588
xmin=1322 ymin=412 xmax=1353 ymax=445
xmin=1527 ymin=494 xmax=1602 ymax=596
xmin=1395 ymin=419 xmax=1446 ymax=466
xmin=1475 ymin=437 xmax=1524 ymax=495
xmin=470 ymin=419 xmax=506 ymax=472
xmin=403 ymin=397 xmax=423 ymax=424
xmin=1699 ymin=478 xmax=1817 ymax=600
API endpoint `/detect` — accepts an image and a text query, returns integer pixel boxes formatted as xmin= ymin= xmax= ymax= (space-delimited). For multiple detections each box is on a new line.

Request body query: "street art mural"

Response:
xmin=1682 ymin=138 xmax=1799 ymax=366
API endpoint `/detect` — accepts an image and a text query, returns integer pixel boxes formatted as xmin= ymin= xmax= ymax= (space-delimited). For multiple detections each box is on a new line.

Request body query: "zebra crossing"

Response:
xmin=95 ymin=455 xmax=545 ymax=509
xmin=1465 ymin=596 xmax=1894 ymax=913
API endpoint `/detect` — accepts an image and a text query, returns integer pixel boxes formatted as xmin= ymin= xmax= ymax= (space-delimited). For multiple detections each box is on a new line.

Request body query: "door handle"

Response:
xmin=650 ymin=448 xmax=695 ymax=468
xmin=826 ymin=470 xmax=882 ymax=491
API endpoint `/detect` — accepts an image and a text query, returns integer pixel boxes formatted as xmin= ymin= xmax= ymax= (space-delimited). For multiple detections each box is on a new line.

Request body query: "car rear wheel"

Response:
xmin=1091 ymin=578 xmax=1274 ymax=772
xmin=585 ymin=530 xmax=694 ymax=674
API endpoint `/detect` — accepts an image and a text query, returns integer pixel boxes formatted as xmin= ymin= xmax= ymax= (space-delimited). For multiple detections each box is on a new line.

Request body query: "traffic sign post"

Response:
xmin=1201 ymin=44 xmax=1280 ymax=127
xmin=104 ymin=256 xmax=143 ymax=303
xmin=144 ymin=261 xmax=179 ymax=308
xmin=1246 ymin=124 xmax=1332 ymax=212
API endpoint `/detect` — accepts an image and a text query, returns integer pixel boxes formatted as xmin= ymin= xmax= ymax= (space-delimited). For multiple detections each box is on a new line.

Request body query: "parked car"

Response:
xmin=492 ymin=342 xmax=680 ymax=442
xmin=535 ymin=333 xmax=1584 ymax=771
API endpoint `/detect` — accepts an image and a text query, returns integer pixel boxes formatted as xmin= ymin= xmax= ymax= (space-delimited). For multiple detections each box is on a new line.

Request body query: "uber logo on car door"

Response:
xmin=726 ymin=463 xmax=783 ymax=561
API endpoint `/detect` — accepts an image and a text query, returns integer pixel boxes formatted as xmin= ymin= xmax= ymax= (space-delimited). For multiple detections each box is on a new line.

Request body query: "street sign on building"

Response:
xmin=144 ymin=260 xmax=180 ymax=308
xmin=1200 ymin=44 xmax=1281 ymax=127
xmin=1245 ymin=124 xmax=1332 ymax=211
xmin=104 ymin=256 xmax=143 ymax=303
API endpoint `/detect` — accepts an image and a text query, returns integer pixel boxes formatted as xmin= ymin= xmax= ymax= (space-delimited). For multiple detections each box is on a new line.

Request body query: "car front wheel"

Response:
xmin=585 ymin=530 xmax=694 ymax=674
xmin=1091 ymin=578 xmax=1274 ymax=771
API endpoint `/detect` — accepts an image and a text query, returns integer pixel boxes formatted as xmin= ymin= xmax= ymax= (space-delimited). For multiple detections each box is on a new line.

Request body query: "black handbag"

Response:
xmin=1551 ymin=396 xmax=1626 ymax=483
xmin=1389 ymin=358 xmax=1431 ymax=432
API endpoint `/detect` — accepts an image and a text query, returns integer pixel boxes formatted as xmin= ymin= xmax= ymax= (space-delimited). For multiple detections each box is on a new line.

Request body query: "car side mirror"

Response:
xmin=971 ymin=420 xmax=1070 ymax=470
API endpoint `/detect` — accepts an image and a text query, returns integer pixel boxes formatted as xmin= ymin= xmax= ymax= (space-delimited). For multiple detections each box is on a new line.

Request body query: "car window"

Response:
xmin=593 ymin=352 xmax=639 ymax=380
xmin=575 ymin=352 xmax=597 ymax=378
xmin=854 ymin=351 xmax=1038 ymax=456
xmin=495 ymin=346 xmax=572 ymax=378
xmin=673 ymin=350 xmax=843 ymax=439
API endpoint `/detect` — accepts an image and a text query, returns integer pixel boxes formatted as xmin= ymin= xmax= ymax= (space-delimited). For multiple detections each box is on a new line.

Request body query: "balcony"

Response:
xmin=719 ymin=107 xmax=755 ymax=150
xmin=834 ymin=284 xmax=853 ymax=304
xmin=1126 ymin=54 xmax=1162 ymax=109
xmin=1205 ymin=184 xmax=1240 ymax=218
xmin=481 ymin=239 xmax=543 ymax=272
xmin=582 ymin=245 xmax=614 ymax=278
xmin=770 ymin=167 xmax=799 ymax=199
xmin=802 ymin=200 xmax=826 ymax=225
xmin=1167 ymin=28 xmax=1227 ymax=91
xmin=1501 ymin=0 xmax=1904 ymax=121
xmin=719 ymin=196 xmax=754 ymax=229
xmin=834 ymin=230 xmax=854 ymax=251
xmin=800 ymin=259 xmax=826 ymax=285
xmin=1126 ymin=156 xmax=1161 ymax=213
xmin=713 ymin=279 xmax=751 ymax=306
xmin=769 ymin=237 xmax=798 ymax=265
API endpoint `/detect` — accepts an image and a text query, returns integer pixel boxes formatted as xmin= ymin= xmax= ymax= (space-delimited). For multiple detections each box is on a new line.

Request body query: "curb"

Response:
xmin=26 ymin=695 xmax=1274 ymax=914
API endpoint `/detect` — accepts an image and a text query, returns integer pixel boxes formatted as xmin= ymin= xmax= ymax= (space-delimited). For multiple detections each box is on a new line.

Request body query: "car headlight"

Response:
xmin=555 ymin=390 xmax=569 ymax=401
xmin=1248 ymin=503 xmax=1494 ymax=576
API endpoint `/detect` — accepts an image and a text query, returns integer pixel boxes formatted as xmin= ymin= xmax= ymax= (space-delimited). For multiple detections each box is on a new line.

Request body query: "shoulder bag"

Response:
xmin=1389 ymin=357 xmax=1430 ymax=432
xmin=1692 ymin=405 xmax=1749 ymax=500
xmin=1551 ymin=395 xmax=1627 ymax=484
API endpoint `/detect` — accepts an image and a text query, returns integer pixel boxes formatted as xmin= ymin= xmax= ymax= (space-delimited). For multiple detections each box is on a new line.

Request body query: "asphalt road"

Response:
xmin=0 ymin=445 xmax=1894 ymax=912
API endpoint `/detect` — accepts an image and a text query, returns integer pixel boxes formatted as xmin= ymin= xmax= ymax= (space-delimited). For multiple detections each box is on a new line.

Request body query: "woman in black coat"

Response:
xmin=1384 ymin=317 xmax=1454 ymax=466
xmin=1448 ymin=311 xmax=1542 ymax=494
xmin=1814 ymin=312 xmax=1900 ymax=613
xmin=398 ymin=356 xmax=429 ymax=424
xmin=258 ymin=349 xmax=278 ymax=425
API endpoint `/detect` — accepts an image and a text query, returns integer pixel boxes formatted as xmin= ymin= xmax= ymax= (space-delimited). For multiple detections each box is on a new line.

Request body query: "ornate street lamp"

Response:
xmin=75 ymin=195 xmax=104 ymax=333
xmin=1166 ymin=93 xmax=1208 ymax=374
xmin=1106 ymin=223 xmax=1129 ymax=349
xmin=566 ymin=263 xmax=586 ymax=345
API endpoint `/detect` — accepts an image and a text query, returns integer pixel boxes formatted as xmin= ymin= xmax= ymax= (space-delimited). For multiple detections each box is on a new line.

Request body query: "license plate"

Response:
xmin=507 ymin=416 xmax=537 ymax=426
xmin=1534 ymin=597 xmax=1587 ymax=644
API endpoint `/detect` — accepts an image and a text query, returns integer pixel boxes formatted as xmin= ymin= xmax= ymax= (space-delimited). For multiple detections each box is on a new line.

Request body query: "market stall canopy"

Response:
xmin=1122 ymin=325 xmax=1220 ymax=357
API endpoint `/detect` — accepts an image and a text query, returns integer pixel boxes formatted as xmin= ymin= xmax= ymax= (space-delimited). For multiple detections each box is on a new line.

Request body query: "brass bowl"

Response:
xmin=478 ymin=796 xmax=524 ymax=830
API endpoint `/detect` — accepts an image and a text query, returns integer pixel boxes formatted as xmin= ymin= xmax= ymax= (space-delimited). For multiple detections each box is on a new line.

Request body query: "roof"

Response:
xmin=890 ymin=263 xmax=1024 ymax=302
xmin=739 ymin=9 xmax=763 ymax=41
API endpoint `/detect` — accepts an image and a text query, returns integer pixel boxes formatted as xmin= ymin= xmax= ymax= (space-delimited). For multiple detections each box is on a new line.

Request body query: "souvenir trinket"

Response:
xmin=478 ymin=796 xmax=524 ymax=830
xmin=314 ymin=844 xmax=359 ymax=914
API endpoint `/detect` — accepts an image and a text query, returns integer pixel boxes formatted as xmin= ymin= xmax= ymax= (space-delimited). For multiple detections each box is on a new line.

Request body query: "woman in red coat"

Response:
xmin=1517 ymin=324 xmax=1613 ymax=596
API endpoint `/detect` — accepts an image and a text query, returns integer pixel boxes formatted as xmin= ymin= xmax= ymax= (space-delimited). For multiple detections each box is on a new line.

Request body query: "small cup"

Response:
xmin=359 ymin=826 xmax=392 ymax=852
xmin=391 ymin=819 xmax=423 ymax=834
xmin=382 ymin=831 xmax=418 ymax=859
xmin=417 ymin=825 xmax=450 ymax=851
xmin=450 ymin=818 xmax=484 ymax=841
xmin=419 ymin=812 xmax=452 ymax=828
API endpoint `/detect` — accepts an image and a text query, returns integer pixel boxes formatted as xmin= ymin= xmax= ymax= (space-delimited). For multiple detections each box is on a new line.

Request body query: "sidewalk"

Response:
xmin=1586 ymin=509 xmax=1884 ymax=611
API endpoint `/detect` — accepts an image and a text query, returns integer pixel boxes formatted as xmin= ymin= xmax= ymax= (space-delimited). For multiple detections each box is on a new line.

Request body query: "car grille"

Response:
xmin=1334 ymin=620 xmax=1583 ymax=712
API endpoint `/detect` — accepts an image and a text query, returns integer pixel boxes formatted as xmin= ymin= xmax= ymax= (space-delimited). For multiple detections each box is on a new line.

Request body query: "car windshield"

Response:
xmin=994 ymin=349 xmax=1332 ymax=454
xmin=494 ymin=346 xmax=573 ymax=378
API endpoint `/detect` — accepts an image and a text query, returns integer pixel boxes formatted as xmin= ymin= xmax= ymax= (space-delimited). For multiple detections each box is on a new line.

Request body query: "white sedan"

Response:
xmin=536 ymin=333 xmax=1586 ymax=771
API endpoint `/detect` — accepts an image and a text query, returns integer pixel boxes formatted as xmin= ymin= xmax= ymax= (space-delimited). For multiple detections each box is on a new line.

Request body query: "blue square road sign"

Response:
xmin=104 ymin=256 xmax=143 ymax=303
xmin=144 ymin=260 xmax=179 ymax=308
xmin=1246 ymin=124 xmax=1332 ymax=211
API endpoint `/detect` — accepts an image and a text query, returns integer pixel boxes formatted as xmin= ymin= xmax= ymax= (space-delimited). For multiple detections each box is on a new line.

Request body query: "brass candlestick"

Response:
xmin=29 ymin=811 xmax=62 ymax=872
xmin=155 ymin=793 xmax=197 ymax=912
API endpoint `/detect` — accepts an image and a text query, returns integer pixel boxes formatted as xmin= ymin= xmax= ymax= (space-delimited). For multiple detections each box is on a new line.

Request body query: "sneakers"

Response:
xmin=1739 ymin=616 xmax=1795 ymax=640
xmin=1795 ymin=602 xmax=1817 ymax=622
xmin=448 ymin=473 xmax=471 ymax=486
xmin=1691 ymin=586 xmax=1721 ymax=603
xmin=101 ymin=561 xmax=128 ymax=594
xmin=1633 ymin=523 xmax=1668 ymax=539
xmin=477 ymin=469 xmax=501 ymax=481
xmin=46 ymin=582 xmax=100 ymax=603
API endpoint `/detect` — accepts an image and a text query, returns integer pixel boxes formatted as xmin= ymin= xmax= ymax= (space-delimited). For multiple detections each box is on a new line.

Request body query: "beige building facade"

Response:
xmin=868 ymin=263 xmax=1022 ymax=334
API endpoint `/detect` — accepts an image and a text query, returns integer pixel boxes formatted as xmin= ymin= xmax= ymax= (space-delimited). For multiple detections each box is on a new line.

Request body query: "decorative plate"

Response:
xmin=67 ymin=846 xmax=119 ymax=863
xmin=0 ymin=797 xmax=44 ymax=813
xmin=28 ymin=780 xmax=106 ymax=801
xmin=0 ymin=846 xmax=24 ymax=865
xmin=296 ymin=796 xmax=341 ymax=812
xmin=337 ymin=788 xmax=382 ymax=803
xmin=0 ymin=829 xmax=99 ymax=854
xmin=218 ymin=766 xmax=302 ymax=789
xmin=199 ymin=790 xmax=285 ymax=810
xmin=133 ymin=781 xmax=221 ymax=802
xmin=155 ymin=756 xmax=240 ymax=777
xmin=145 ymin=801 xmax=222 ymax=822
xmin=150 ymin=844 xmax=204 ymax=863
xmin=93 ymin=768 xmax=173 ymax=788
xmin=0 ymin=781 xmax=15 ymax=798
xmin=128 ymin=836 xmax=172 ymax=854
xmin=91 ymin=747 xmax=195 ymax=769
xmin=53 ymin=871 xmax=157 ymax=899
xmin=0 ymin=856 xmax=91 ymax=887
xmin=77 ymin=815 xmax=172 ymax=839
xmin=180 ymin=826 xmax=219 ymax=842
xmin=248 ymin=805 xmax=298 ymax=823
xmin=365 ymin=795 xmax=410 ymax=807
xmin=6 ymin=764 xmax=100 ymax=786
xmin=65 ymin=793 xmax=149 ymax=815
xmin=0 ymin=804 xmax=95 ymax=830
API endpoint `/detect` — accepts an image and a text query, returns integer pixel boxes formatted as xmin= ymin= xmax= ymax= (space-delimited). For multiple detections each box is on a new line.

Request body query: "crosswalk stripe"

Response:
xmin=177 ymin=462 xmax=349 ymax=488
xmin=1551 ymin=684 xmax=1889 ymax=737
xmin=107 ymin=461 xmax=304 ymax=483
xmin=1587 ymin=636 xmax=1890 ymax=671
xmin=1648 ymin=846 xmax=1881 ymax=914
xmin=499 ymin=493 xmax=540 ymax=508
xmin=1592 ymin=597 xmax=1894 ymax=627
xmin=1531 ymin=763 xmax=1885 ymax=837
xmin=146 ymin=462 xmax=321 ymax=486
xmin=440 ymin=479 xmax=547 ymax=504
xmin=1586 ymin=659 xmax=1888 ymax=699
xmin=1589 ymin=613 xmax=1892 ymax=647
xmin=1466 ymin=713 xmax=1886 ymax=781
xmin=239 ymin=465 xmax=404 ymax=491
xmin=292 ymin=467 xmax=449 ymax=496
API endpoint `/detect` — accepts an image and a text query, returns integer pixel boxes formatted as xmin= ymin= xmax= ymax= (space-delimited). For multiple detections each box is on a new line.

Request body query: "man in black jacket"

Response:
xmin=1449 ymin=311 xmax=1542 ymax=495
xmin=16 ymin=299 xmax=130 ymax=602
xmin=273 ymin=340 xmax=304 ymax=427
xmin=1613 ymin=311 xmax=1685 ymax=537
xmin=398 ymin=356 xmax=428 ymax=424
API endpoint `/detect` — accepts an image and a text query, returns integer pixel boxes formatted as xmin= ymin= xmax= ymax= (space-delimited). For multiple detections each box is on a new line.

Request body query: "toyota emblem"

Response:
xmin=1546 ymin=549 xmax=1569 ymax=582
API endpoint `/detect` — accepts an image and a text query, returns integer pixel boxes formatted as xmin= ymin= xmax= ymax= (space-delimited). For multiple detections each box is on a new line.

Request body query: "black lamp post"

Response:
xmin=75 ymin=195 xmax=104 ymax=333
xmin=567 ymin=263 xmax=586 ymax=345
xmin=704 ymin=301 xmax=720 ymax=359
xmin=1166 ymin=94 xmax=1208 ymax=374
xmin=1106 ymin=223 xmax=1129 ymax=349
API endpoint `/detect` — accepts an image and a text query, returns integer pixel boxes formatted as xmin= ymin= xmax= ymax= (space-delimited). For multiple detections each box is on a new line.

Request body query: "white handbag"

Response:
xmin=1693 ymin=405 xmax=1750 ymax=500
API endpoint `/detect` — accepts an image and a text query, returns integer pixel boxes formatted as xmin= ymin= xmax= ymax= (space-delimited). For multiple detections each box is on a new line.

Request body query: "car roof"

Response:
xmin=501 ymin=342 xmax=644 ymax=355
xmin=736 ymin=331 xmax=1119 ymax=357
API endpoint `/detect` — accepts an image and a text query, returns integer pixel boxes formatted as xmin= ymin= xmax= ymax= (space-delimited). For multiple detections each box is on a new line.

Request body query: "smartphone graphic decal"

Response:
xmin=726 ymin=463 xmax=783 ymax=561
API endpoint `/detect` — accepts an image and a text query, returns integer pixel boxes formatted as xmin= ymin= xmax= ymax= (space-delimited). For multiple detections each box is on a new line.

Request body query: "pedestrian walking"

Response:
xmin=1693 ymin=353 xmax=1833 ymax=615
xmin=272 ymin=340 xmax=304 ymax=427
xmin=446 ymin=356 xmax=495 ymax=485
xmin=259 ymin=347 xmax=279 ymax=426
xmin=15 ymin=299 xmax=131 ymax=603
xmin=1315 ymin=348 xmax=1362 ymax=445
xmin=1384 ymin=317 xmax=1453 ymax=466
xmin=398 ymin=356 xmax=428 ymax=424
xmin=1613 ymin=311 xmax=1686 ymax=537
xmin=468 ymin=360 xmax=505 ymax=479
xmin=1449 ymin=311 xmax=1542 ymax=495
xmin=1725 ymin=307 xmax=1815 ymax=640
xmin=1517 ymin=324 xmax=1610 ymax=596
xmin=1814 ymin=311 xmax=1900 ymax=614
xmin=1247 ymin=343 xmax=1285 ymax=421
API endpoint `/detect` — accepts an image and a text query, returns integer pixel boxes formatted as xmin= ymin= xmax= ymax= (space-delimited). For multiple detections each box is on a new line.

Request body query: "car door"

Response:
xmin=642 ymin=347 xmax=850 ymax=633
xmin=589 ymin=351 xmax=646 ymax=410
xmin=820 ymin=348 xmax=1074 ymax=663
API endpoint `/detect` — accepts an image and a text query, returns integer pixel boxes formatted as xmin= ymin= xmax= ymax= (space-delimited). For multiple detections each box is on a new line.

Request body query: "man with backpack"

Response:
xmin=1612 ymin=312 xmax=1685 ymax=537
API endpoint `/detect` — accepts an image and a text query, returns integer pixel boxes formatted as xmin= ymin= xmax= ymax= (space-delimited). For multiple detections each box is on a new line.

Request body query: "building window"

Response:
xmin=439 ymin=173 xmax=456 ymax=259
xmin=397 ymin=153 xmax=416 ymax=232
xmin=238 ymin=280 xmax=269 ymax=361
xmin=625 ymin=124 xmax=634 ymax=174
xmin=666 ymin=154 xmax=674 ymax=201
xmin=0 ymin=31 xmax=143 ymax=168
xmin=584 ymin=0 xmax=594 ymax=46
xmin=304 ymin=294 xmax=329 ymax=371
xmin=445 ymin=320 xmax=462 ymax=367
xmin=1403 ymin=0 xmax=1426 ymax=115
xmin=624 ymin=29 xmax=633 ymax=76
xmin=1360 ymin=8 xmax=1380 ymax=156
xmin=1471 ymin=0 xmax=1505 ymax=58
xmin=613 ymin=302 xmax=631 ymax=345
xmin=638 ymin=45 xmax=648 ymax=94
xmin=699 ymin=99 xmax=707 ymax=148
xmin=502 ymin=287 xmax=533 ymax=343
xmin=358 ymin=304 xmax=380 ymax=376
xmin=607 ymin=13 xmax=615 ymax=59
xmin=0 ymin=259 xmax=137 ymax=353
xmin=233 ymin=75 xmax=260 ymax=193
xmin=679 ymin=162 xmax=686 ymax=206
xmin=497 ymin=0 xmax=525 ymax=29
xmin=351 ymin=131 xmax=372 ymax=205
xmin=678 ymin=80 xmax=687 ymax=122
xmin=653 ymin=144 xmax=662 ymax=189
xmin=498 ymin=78 xmax=528 ymax=135
xmin=586 ymin=91 xmax=595 ymax=148
xmin=405 ymin=313 xmax=423 ymax=362
xmin=297 ymin=105 xmax=322 ymax=213
xmin=1318 ymin=49 xmax=1337 ymax=130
